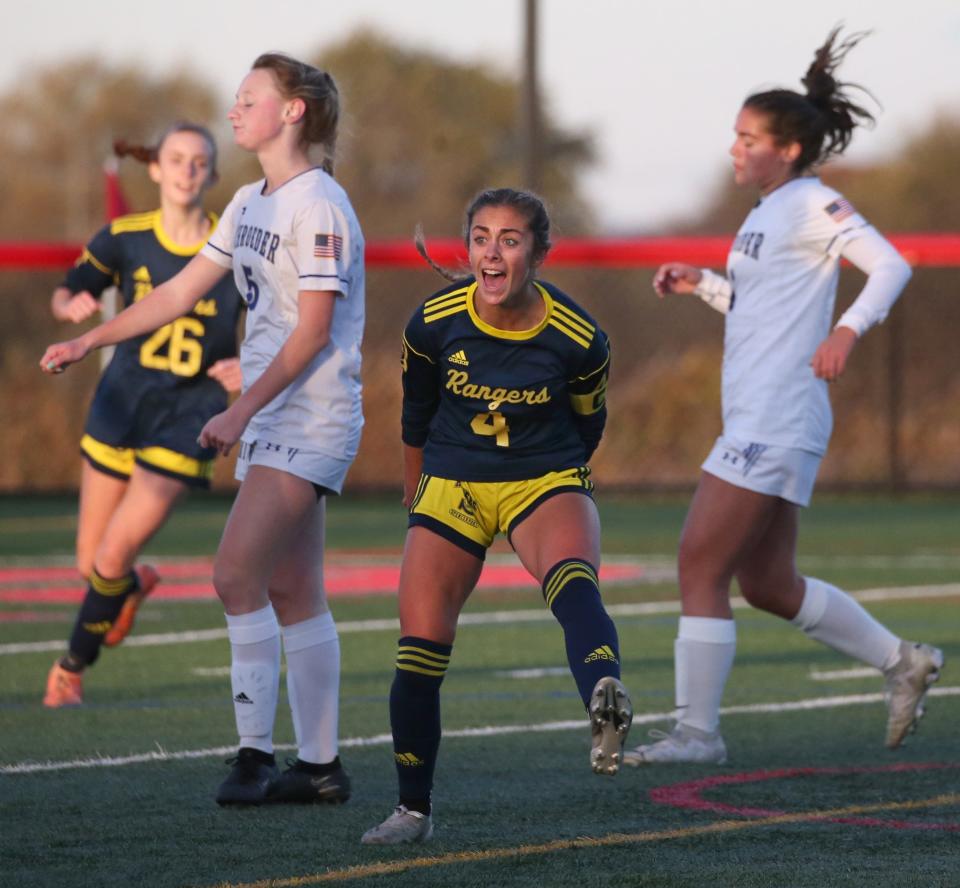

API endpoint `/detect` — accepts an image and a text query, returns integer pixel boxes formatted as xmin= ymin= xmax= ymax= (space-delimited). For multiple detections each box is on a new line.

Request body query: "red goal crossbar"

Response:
xmin=3 ymin=234 xmax=960 ymax=270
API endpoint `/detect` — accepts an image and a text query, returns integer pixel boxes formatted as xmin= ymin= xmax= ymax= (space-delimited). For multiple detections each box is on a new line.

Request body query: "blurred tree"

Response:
xmin=312 ymin=29 xmax=595 ymax=241
xmin=824 ymin=115 xmax=960 ymax=231
xmin=0 ymin=58 xmax=222 ymax=241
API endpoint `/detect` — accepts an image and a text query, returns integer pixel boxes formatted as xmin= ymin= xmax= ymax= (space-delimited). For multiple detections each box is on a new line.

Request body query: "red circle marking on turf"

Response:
xmin=0 ymin=560 xmax=645 ymax=605
xmin=651 ymin=763 xmax=960 ymax=831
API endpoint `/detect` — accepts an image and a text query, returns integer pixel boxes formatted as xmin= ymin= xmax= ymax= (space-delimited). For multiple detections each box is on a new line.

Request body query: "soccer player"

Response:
xmin=624 ymin=28 xmax=943 ymax=766
xmin=43 ymin=123 xmax=243 ymax=708
xmin=361 ymin=188 xmax=632 ymax=845
xmin=42 ymin=53 xmax=365 ymax=808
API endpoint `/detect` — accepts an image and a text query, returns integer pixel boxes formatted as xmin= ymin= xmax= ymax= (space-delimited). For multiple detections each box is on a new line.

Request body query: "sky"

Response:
xmin=4 ymin=0 xmax=960 ymax=232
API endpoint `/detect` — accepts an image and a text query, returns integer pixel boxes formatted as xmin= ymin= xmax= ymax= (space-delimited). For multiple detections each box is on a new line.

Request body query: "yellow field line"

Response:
xmin=209 ymin=792 xmax=960 ymax=888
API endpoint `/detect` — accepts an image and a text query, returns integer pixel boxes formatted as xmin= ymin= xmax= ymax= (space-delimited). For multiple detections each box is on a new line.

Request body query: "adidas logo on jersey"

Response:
xmin=584 ymin=645 xmax=619 ymax=664
xmin=395 ymin=752 xmax=425 ymax=767
xmin=233 ymin=692 xmax=254 ymax=705
xmin=447 ymin=349 xmax=469 ymax=366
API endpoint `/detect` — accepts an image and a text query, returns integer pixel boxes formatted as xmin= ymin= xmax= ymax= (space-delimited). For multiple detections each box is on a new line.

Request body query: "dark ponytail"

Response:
xmin=113 ymin=122 xmax=219 ymax=179
xmin=744 ymin=26 xmax=876 ymax=171
xmin=113 ymin=139 xmax=156 ymax=164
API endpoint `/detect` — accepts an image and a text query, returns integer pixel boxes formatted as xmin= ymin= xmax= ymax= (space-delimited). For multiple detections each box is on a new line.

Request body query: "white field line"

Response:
xmin=497 ymin=667 xmax=570 ymax=679
xmin=191 ymin=666 xmax=232 ymax=677
xmin=810 ymin=667 xmax=881 ymax=681
xmin=4 ymin=686 xmax=958 ymax=776
xmin=4 ymin=583 xmax=959 ymax=657
xmin=194 ymin=664 xmax=888 ymax=684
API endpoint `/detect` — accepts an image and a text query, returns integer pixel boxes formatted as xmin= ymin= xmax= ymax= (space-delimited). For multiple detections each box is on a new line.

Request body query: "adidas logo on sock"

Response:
xmin=234 ymin=692 xmax=254 ymax=705
xmin=447 ymin=349 xmax=469 ymax=366
xmin=395 ymin=752 xmax=425 ymax=766
xmin=82 ymin=621 xmax=113 ymax=635
xmin=584 ymin=645 xmax=619 ymax=664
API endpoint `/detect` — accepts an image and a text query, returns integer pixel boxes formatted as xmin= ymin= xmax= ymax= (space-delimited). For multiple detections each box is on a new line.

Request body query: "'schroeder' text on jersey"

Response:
xmin=402 ymin=278 xmax=609 ymax=482
xmin=64 ymin=210 xmax=242 ymax=389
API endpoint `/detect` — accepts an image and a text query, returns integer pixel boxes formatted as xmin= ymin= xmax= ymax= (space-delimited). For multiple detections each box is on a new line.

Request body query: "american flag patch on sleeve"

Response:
xmin=824 ymin=198 xmax=856 ymax=222
xmin=314 ymin=233 xmax=343 ymax=259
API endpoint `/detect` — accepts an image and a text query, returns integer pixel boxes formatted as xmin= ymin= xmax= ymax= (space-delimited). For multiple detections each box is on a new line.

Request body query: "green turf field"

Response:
xmin=1 ymin=494 xmax=957 ymax=888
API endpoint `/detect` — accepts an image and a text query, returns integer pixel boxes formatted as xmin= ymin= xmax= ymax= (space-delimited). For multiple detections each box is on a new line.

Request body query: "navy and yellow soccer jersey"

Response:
xmin=401 ymin=278 xmax=609 ymax=482
xmin=64 ymin=209 xmax=243 ymax=455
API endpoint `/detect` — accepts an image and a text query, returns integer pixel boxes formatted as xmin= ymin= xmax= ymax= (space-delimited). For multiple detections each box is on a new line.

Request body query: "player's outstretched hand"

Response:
xmin=198 ymin=405 xmax=248 ymax=457
xmin=811 ymin=325 xmax=858 ymax=382
xmin=40 ymin=338 xmax=90 ymax=375
xmin=652 ymin=262 xmax=702 ymax=298
xmin=207 ymin=358 xmax=243 ymax=394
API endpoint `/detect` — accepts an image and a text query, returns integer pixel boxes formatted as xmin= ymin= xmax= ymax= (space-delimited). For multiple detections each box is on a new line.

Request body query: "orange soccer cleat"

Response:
xmin=103 ymin=564 xmax=160 ymax=647
xmin=43 ymin=661 xmax=84 ymax=707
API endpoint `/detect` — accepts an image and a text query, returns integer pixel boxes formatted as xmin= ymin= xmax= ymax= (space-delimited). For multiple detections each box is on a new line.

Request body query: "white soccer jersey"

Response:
xmin=722 ymin=177 xmax=872 ymax=455
xmin=202 ymin=168 xmax=365 ymax=459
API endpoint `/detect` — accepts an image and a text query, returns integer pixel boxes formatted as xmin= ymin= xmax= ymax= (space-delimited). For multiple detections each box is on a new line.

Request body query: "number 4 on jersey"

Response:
xmin=471 ymin=410 xmax=510 ymax=447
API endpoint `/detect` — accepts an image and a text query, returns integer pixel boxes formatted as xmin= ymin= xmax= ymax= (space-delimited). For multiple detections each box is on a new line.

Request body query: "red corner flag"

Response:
xmin=103 ymin=157 xmax=130 ymax=220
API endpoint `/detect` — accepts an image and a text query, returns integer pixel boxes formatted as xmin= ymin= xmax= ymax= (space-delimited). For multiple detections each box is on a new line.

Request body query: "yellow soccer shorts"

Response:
xmin=80 ymin=434 xmax=215 ymax=488
xmin=408 ymin=466 xmax=594 ymax=559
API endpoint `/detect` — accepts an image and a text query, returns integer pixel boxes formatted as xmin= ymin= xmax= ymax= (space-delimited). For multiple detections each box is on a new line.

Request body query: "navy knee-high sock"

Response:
xmin=66 ymin=569 xmax=137 ymax=668
xmin=543 ymin=559 xmax=620 ymax=706
xmin=389 ymin=636 xmax=452 ymax=815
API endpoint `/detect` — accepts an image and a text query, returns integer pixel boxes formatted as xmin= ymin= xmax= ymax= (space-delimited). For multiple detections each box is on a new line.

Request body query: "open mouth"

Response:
xmin=481 ymin=269 xmax=505 ymax=290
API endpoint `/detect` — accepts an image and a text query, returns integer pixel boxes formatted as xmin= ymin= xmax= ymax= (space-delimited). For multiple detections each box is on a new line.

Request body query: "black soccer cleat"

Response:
xmin=215 ymin=747 xmax=279 ymax=806
xmin=265 ymin=758 xmax=351 ymax=804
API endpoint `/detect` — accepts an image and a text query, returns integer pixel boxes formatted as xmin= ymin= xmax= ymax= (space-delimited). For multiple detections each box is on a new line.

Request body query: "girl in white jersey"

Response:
xmin=624 ymin=28 xmax=942 ymax=766
xmin=41 ymin=53 xmax=365 ymax=806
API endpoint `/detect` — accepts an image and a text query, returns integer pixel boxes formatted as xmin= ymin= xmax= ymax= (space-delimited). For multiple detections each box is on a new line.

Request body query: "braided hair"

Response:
xmin=416 ymin=188 xmax=552 ymax=282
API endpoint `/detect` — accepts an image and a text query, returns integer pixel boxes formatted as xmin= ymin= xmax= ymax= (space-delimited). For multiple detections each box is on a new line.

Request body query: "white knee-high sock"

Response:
xmin=225 ymin=605 xmax=281 ymax=755
xmin=675 ymin=616 xmax=737 ymax=734
xmin=791 ymin=576 xmax=901 ymax=671
xmin=282 ymin=611 xmax=341 ymax=765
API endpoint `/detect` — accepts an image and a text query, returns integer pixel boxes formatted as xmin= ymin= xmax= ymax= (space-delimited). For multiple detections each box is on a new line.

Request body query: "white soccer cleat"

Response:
xmin=883 ymin=641 xmax=944 ymax=749
xmin=623 ymin=724 xmax=727 ymax=766
xmin=361 ymin=805 xmax=433 ymax=845
xmin=589 ymin=676 xmax=633 ymax=776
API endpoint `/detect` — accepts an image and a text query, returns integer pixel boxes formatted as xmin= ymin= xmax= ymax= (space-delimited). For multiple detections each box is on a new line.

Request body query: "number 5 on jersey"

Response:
xmin=471 ymin=410 xmax=510 ymax=447
xmin=242 ymin=264 xmax=260 ymax=310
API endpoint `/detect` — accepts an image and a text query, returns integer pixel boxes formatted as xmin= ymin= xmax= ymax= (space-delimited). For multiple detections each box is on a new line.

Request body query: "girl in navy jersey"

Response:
xmin=361 ymin=188 xmax=632 ymax=846
xmin=43 ymin=124 xmax=242 ymax=708
xmin=625 ymin=28 xmax=942 ymax=767
xmin=42 ymin=53 xmax=364 ymax=808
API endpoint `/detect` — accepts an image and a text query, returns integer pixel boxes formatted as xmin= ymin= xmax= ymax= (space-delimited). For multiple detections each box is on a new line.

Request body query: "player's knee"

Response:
xmin=92 ymin=540 xmax=136 ymax=580
xmin=677 ymin=532 xmax=715 ymax=584
xmin=212 ymin=559 xmax=256 ymax=608
xmin=677 ymin=551 xmax=723 ymax=592
xmin=738 ymin=577 xmax=771 ymax=609
xmin=76 ymin=553 xmax=94 ymax=580
xmin=738 ymin=569 xmax=802 ymax=617
xmin=266 ymin=582 xmax=324 ymax=623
